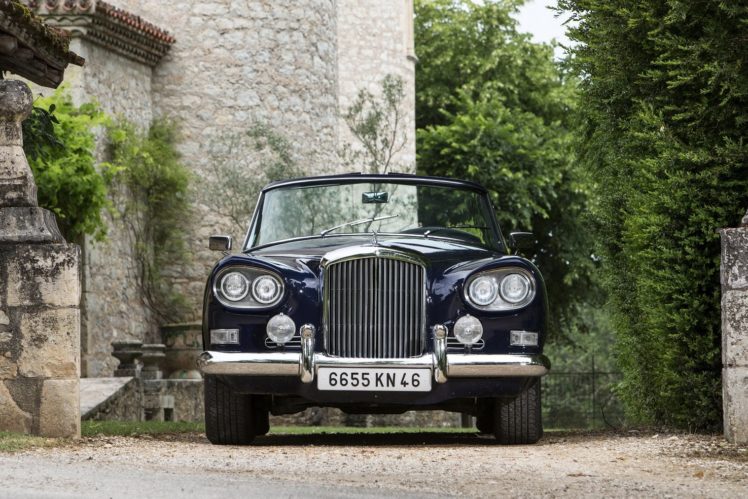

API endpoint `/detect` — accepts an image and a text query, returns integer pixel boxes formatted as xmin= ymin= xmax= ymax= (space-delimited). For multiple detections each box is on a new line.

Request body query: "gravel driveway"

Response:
xmin=1 ymin=430 xmax=746 ymax=498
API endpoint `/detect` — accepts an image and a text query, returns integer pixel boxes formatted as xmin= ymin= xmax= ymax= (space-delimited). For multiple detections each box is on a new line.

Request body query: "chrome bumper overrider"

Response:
xmin=197 ymin=335 xmax=550 ymax=383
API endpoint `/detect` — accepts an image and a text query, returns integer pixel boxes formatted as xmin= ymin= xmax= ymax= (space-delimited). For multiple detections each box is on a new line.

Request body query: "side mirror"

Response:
xmin=209 ymin=235 xmax=232 ymax=252
xmin=508 ymin=231 xmax=534 ymax=251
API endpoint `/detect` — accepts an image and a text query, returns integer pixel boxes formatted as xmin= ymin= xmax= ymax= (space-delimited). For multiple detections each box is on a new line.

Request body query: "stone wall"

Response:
xmin=337 ymin=0 xmax=417 ymax=172
xmin=36 ymin=37 xmax=158 ymax=377
xmin=109 ymin=0 xmax=343 ymax=320
xmin=721 ymin=211 xmax=748 ymax=444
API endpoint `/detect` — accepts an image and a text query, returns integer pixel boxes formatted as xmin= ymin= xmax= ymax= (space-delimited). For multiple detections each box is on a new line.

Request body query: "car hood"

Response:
xmin=242 ymin=235 xmax=504 ymax=275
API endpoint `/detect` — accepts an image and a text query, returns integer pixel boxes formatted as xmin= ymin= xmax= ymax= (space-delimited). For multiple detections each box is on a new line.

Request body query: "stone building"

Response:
xmin=24 ymin=0 xmax=416 ymax=377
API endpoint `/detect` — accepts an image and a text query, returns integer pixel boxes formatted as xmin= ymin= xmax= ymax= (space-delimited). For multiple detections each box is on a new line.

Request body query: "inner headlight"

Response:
xmin=464 ymin=268 xmax=536 ymax=310
xmin=468 ymin=276 xmax=498 ymax=306
xmin=253 ymin=275 xmax=281 ymax=304
xmin=220 ymin=272 xmax=249 ymax=301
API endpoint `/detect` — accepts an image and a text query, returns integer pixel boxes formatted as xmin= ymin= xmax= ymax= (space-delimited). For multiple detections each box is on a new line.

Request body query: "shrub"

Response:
xmin=561 ymin=0 xmax=748 ymax=428
xmin=22 ymin=89 xmax=110 ymax=241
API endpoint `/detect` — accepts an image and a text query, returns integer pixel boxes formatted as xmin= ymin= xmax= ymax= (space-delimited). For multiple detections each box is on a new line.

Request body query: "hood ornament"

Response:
xmin=371 ymin=230 xmax=379 ymax=246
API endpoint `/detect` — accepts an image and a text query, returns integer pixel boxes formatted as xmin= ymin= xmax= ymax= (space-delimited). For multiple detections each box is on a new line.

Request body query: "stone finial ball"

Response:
xmin=0 ymin=80 xmax=34 ymax=122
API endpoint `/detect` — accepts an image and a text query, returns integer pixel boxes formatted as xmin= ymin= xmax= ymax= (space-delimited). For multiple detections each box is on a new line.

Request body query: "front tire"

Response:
xmin=204 ymin=375 xmax=256 ymax=445
xmin=493 ymin=378 xmax=542 ymax=444
xmin=475 ymin=399 xmax=495 ymax=434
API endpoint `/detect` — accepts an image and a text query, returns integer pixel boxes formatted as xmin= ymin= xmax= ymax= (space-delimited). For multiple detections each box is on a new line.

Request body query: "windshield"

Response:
xmin=248 ymin=181 xmax=500 ymax=248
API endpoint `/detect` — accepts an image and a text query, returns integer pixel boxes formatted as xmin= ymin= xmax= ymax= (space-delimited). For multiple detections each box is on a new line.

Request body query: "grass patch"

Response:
xmin=81 ymin=420 xmax=204 ymax=437
xmin=269 ymin=426 xmax=476 ymax=435
xmin=0 ymin=432 xmax=60 ymax=453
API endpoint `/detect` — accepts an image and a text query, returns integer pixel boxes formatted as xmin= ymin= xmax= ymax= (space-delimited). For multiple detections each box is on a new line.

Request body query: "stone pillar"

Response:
xmin=720 ymin=210 xmax=748 ymax=444
xmin=0 ymin=80 xmax=81 ymax=438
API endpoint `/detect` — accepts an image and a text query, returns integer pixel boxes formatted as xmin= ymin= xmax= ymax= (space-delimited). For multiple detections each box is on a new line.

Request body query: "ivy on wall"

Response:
xmin=105 ymin=119 xmax=192 ymax=323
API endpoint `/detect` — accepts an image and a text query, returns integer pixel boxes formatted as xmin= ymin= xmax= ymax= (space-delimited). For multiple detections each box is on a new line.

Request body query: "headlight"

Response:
xmin=464 ymin=268 xmax=536 ymax=310
xmin=220 ymin=272 xmax=249 ymax=301
xmin=266 ymin=313 xmax=296 ymax=344
xmin=214 ymin=267 xmax=285 ymax=309
xmin=468 ymin=276 xmax=498 ymax=306
xmin=453 ymin=314 xmax=483 ymax=345
xmin=499 ymin=273 xmax=531 ymax=304
xmin=252 ymin=275 xmax=282 ymax=304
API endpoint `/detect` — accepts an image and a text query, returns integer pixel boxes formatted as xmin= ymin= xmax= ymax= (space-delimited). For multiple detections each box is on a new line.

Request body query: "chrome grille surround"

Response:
xmin=322 ymin=247 xmax=426 ymax=359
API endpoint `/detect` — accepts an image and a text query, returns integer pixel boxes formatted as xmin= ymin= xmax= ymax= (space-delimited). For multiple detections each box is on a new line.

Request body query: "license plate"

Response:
xmin=317 ymin=367 xmax=432 ymax=392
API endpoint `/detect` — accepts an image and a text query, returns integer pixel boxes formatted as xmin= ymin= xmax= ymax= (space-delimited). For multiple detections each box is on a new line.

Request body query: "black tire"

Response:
xmin=204 ymin=375 xmax=255 ymax=445
xmin=493 ymin=378 xmax=542 ymax=445
xmin=253 ymin=399 xmax=270 ymax=436
xmin=475 ymin=399 xmax=495 ymax=434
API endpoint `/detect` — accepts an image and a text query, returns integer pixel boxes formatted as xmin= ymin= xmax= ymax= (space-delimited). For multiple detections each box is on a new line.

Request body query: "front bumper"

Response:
xmin=198 ymin=335 xmax=550 ymax=383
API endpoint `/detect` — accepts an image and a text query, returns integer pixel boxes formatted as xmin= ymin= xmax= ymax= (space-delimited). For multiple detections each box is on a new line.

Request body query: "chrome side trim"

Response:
xmin=446 ymin=354 xmax=550 ymax=377
xmin=198 ymin=351 xmax=300 ymax=376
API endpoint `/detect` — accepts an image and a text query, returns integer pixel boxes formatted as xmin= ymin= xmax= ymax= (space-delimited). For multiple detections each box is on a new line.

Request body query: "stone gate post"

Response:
xmin=721 ymin=210 xmax=748 ymax=444
xmin=0 ymin=79 xmax=81 ymax=438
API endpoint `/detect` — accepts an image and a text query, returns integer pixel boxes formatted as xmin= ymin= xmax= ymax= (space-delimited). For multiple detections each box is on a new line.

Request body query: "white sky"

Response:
xmin=513 ymin=0 xmax=572 ymax=58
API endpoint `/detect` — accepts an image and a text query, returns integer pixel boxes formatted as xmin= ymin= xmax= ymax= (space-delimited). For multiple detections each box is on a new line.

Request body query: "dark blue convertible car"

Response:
xmin=199 ymin=173 xmax=550 ymax=444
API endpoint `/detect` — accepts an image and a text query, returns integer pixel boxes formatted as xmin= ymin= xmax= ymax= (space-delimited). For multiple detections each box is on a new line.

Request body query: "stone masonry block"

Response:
xmin=721 ymin=227 xmax=748 ymax=291
xmin=39 ymin=379 xmax=80 ymax=438
xmin=0 ymin=381 xmax=32 ymax=433
xmin=723 ymin=290 xmax=748 ymax=367
xmin=17 ymin=308 xmax=80 ymax=378
xmin=0 ymin=207 xmax=65 ymax=244
xmin=723 ymin=367 xmax=748 ymax=444
xmin=6 ymin=244 xmax=80 ymax=308
xmin=0 ymin=307 xmax=18 ymax=378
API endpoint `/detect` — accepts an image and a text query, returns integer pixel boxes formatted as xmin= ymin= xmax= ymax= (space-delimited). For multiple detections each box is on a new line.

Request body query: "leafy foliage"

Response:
xmin=22 ymin=90 xmax=110 ymax=241
xmin=106 ymin=119 xmax=191 ymax=322
xmin=341 ymin=74 xmax=411 ymax=173
xmin=560 ymin=0 xmax=748 ymax=428
xmin=415 ymin=0 xmax=596 ymax=337
xmin=203 ymin=123 xmax=302 ymax=240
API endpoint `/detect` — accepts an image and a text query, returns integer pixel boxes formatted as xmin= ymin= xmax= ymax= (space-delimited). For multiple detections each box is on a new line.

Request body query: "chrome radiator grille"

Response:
xmin=324 ymin=257 xmax=425 ymax=358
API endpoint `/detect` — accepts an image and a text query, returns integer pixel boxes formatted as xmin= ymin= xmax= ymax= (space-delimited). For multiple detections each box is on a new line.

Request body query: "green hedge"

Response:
xmin=561 ymin=0 xmax=748 ymax=428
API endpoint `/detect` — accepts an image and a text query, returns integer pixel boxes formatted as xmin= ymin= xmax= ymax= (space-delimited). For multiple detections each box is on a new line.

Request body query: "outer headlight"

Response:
xmin=220 ymin=272 xmax=249 ymax=301
xmin=464 ymin=268 xmax=536 ymax=311
xmin=214 ymin=267 xmax=285 ymax=309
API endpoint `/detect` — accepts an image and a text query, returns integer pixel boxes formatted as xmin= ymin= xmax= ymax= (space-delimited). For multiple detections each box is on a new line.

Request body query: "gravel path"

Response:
xmin=0 ymin=431 xmax=746 ymax=498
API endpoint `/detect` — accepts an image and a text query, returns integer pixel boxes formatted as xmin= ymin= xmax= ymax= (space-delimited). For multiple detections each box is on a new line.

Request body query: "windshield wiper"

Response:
xmin=320 ymin=214 xmax=399 ymax=237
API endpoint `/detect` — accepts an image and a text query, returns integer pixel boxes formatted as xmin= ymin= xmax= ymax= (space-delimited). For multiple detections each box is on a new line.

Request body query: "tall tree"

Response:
xmin=560 ymin=0 xmax=748 ymax=428
xmin=415 ymin=0 xmax=596 ymax=338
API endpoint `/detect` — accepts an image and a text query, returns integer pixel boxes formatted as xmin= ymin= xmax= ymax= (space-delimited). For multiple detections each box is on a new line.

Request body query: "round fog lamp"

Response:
xmin=220 ymin=272 xmax=249 ymax=301
xmin=266 ymin=313 xmax=296 ymax=344
xmin=499 ymin=273 xmax=531 ymax=304
xmin=468 ymin=276 xmax=498 ymax=306
xmin=253 ymin=275 xmax=281 ymax=304
xmin=453 ymin=314 xmax=483 ymax=345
